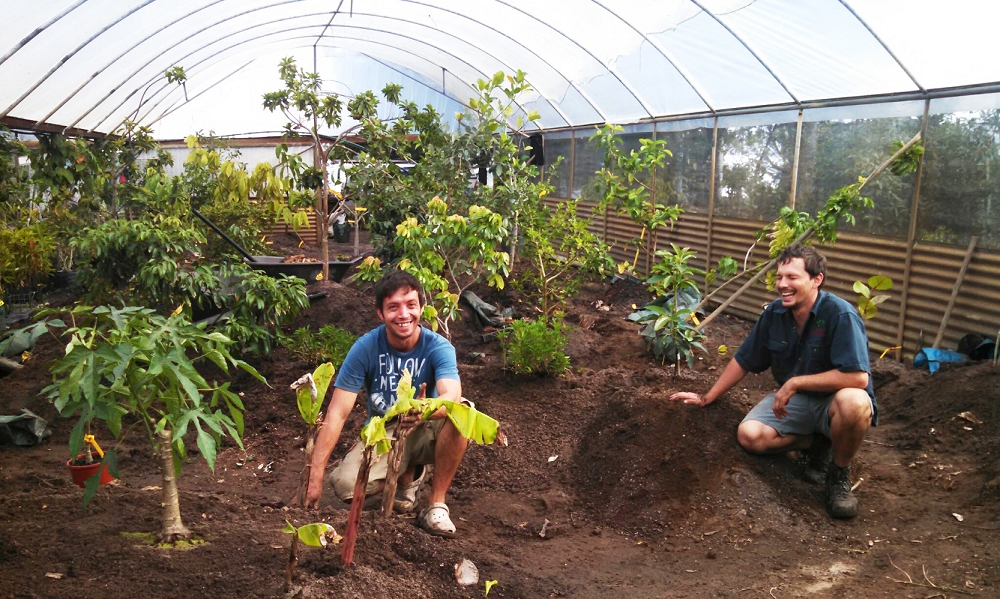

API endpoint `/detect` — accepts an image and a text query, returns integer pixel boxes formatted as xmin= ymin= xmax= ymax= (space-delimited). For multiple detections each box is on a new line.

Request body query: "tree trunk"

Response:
xmin=341 ymin=445 xmax=372 ymax=565
xmin=157 ymin=427 xmax=192 ymax=542
xmin=314 ymin=131 xmax=330 ymax=282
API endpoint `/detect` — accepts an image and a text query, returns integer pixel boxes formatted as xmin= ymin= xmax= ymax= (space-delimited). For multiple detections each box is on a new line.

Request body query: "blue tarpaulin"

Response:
xmin=913 ymin=348 xmax=969 ymax=374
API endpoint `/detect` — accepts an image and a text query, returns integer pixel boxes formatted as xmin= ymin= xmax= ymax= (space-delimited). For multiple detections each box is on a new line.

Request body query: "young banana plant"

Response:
xmin=341 ymin=369 xmax=505 ymax=565
xmin=282 ymin=520 xmax=341 ymax=591
xmin=288 ymin=363 xmax=335 ymax=507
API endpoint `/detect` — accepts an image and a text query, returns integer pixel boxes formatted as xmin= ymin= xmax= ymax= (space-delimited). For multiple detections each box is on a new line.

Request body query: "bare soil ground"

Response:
xmin=1 ymin=237 xmax=997 ymax=599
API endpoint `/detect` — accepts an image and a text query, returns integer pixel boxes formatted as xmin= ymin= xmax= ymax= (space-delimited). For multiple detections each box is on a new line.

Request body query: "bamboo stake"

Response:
xmin=693 ymin=261 xmax=767 ymax=314
xmin=932 ymin=236 xmax=977 ymax=349
xmin=341 ymin=445 xmax=372 ymax=565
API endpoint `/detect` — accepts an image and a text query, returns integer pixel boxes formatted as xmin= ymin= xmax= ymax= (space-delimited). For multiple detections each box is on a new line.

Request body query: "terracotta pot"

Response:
xmin=67 ymin=457 xmax=115 ymax=488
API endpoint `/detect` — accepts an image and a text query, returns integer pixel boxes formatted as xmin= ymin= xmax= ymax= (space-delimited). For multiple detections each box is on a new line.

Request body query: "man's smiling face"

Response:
xmin=775 ymin=257 xmax=822 ymax=312
xmin=377 ymin=286 xmax=423 ymax=349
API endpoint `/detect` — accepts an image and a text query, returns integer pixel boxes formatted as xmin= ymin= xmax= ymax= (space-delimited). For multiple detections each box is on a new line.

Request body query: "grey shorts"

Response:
xmin=327 ymin=419 xmax=444 ymax=501
xmin=741 ymin=392 xmax=856 ymax=438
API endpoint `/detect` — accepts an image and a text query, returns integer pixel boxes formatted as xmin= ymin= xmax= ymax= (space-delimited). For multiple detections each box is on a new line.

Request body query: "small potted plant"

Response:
xmin=67 ymin=428 xmax=115 ymax=489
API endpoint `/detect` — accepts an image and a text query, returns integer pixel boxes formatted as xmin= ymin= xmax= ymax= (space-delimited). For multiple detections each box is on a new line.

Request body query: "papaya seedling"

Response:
xmin=288 ymin=363 xmax=335 ymax=507
xmin=282 ymin=520 xmax=341 ymax=591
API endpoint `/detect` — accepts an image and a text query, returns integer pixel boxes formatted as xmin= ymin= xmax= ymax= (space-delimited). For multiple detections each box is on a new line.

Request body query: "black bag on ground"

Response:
xmin=956 ymin=333 xmax=998 ymax=361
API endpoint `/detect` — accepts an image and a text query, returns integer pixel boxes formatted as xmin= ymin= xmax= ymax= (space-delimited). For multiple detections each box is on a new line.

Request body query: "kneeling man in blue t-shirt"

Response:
xmin=306 ymin=270 xmax=468 ymax=537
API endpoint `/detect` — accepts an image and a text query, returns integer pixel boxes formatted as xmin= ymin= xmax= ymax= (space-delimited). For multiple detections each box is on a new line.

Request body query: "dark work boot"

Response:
xmin=824 ymin=463 xmax=858 ymax=519
xmin=803 ymin=435 xmax=832 ymax=485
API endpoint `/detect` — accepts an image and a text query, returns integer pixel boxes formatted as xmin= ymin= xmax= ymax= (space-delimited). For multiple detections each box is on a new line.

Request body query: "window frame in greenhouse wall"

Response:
xmin=920 ymin=92 xmax=1000 ymax=251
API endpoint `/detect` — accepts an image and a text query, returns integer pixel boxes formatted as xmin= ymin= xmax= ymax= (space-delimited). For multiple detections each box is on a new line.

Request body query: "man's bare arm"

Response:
xmin=305 ymin=387 xmax=358 ymax=508
xmin=668 ymin=358 xmax=748 ymax=407
xmin=772 ymin=369 xmax=869 ymax=418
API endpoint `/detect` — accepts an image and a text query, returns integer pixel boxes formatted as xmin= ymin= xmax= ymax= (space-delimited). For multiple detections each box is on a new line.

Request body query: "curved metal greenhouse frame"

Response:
xmin=1 ymin=0 xmax=997 ymax=138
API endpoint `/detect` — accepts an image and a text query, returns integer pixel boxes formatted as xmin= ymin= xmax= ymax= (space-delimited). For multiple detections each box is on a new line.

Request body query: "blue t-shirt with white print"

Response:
xmin=334 ymin=324 xmax=460 ymax=420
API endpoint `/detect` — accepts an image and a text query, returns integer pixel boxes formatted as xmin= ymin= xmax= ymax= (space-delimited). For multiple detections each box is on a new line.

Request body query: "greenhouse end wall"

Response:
xmin=542 ymin=93 xmax=1000 ymax=359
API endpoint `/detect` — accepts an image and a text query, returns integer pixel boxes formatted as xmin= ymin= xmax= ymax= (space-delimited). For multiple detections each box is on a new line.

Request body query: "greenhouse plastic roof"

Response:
xmin=2 ymin=0 xmax=998 ymax=140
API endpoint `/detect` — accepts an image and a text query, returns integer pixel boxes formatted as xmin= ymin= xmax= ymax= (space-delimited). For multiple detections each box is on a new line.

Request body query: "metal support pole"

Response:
xmin=704 ymin=117 xmax=719 ymax=297
xmin=895 ymin=99 xmax=931 ymax=360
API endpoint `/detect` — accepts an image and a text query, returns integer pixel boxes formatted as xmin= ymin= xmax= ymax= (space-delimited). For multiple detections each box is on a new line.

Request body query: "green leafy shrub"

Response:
xmin=219 ymin=268 xmax=310 ymax=356
xmin=0 ymin=224 xmax=56 ymax=297
xmin=280 ymin=325 xmax=357 ymax=366
xmin=359 ymin=197 xmax=510 ymax=337
xmin=631 ymin=244 xmax=708 ymax=372
xmin=517 ymin=195 xmax=612 ymax=317
xmin=73 ymin=209 xmax=308 ymax=356
xmin=498 ymin=316 xmax=570 ymax=376
xmin=628 ymin=296 xmax=707 ymax=368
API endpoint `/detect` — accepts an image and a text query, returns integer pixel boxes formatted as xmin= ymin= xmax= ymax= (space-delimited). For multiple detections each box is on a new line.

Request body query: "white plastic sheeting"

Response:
xmin=1 ymin=0 xmax=997 ymax=139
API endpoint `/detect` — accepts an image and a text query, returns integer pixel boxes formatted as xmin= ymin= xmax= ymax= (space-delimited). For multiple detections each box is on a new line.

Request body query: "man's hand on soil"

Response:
xmin=668 ymin=391 xmax=708 ymax=406
xmin=305 ymin=481 xmax=322 ymax=509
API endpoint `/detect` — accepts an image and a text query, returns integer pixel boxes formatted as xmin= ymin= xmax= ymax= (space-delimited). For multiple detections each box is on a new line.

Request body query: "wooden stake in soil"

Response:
xmin=341 ymin=445 xmax=373 ymax=566
xmin=285 ymin=532 xmax=299 ymax=591
xmin=932 ymin=236 xmax=978 ymax=349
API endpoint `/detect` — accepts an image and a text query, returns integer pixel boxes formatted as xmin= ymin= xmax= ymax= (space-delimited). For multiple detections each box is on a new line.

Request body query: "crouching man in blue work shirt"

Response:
xmin=305 ymin=270 xmax=469 ymax=537
xmin=669 ymin=244 xmax=876 ymax=519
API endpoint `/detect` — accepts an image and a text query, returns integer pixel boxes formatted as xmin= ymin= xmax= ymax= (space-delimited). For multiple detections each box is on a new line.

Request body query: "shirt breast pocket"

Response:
xmin=767 ymin=338 xmax=793 ymax=360
xmin=807 ymin=339 xmax=832 ymax=370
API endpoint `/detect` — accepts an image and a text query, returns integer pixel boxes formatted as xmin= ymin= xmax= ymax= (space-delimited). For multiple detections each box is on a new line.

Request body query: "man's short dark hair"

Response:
xmin=374 ymin=270 xmax=424 ymax=311
xmin=777 ymin=244 xmax=827 ymax=282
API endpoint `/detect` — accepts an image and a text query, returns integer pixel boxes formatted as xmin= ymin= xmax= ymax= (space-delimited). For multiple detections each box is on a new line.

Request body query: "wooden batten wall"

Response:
xmin=263 ymin=211 xmax=319 ymax=244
